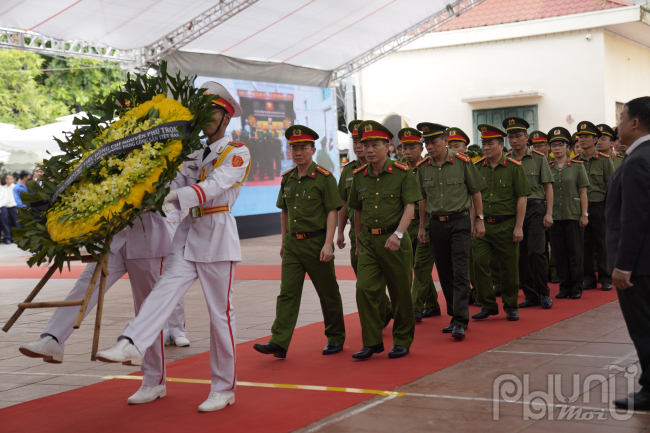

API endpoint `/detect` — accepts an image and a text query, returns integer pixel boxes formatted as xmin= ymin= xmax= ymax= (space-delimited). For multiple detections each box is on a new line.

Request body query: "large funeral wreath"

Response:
xmin=14 ymin=62 xmax=213 ymax=269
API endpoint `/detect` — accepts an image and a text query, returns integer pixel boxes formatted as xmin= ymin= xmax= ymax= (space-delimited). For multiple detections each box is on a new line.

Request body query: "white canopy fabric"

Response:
xmin=1 ymin=0 xmax=453 ymax=85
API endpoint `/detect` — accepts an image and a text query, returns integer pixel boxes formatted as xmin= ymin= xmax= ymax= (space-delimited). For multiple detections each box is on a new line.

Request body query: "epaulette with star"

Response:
xmin=570 ymin=158 xmax=583 ymax=163
xmin=455 ymin=152 xmax=471 ymax=163
xmin=353 ymin=164 xmax=367 ymax=175
xmin=474 ymin=157 xmax=486 ymax=165
xmin=393 ymin=161 xmax=409 ymax=171
xmin=416 ymin=157 xmax=430 ymax=167
xmin=316 ymin=166 xmax=331 ymax=176
xmin=508 ymin=157 xmax=522 ymax=166
xmin=598 ymin=152 xmax=610 ymax=158
xmin=282 ymin=168 xmax=295 ymax=177
xmin=227 ymin=141 xmax=245 ymax=147
xmin=532 ymin=150 xmax=546 ymax=157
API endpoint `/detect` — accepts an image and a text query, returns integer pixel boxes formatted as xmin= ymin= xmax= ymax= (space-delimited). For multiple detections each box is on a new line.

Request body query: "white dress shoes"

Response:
xmin=127 ymin=385 xmax=166 ymax=404
xmin=198 ymin=391 xmax=235 ymax=412
xmin=173 ymin=336 xmax=190 ymax=347
xmin=19 ymin=336 xmax=64 ymax=364
xmin=95 ymin=339 xmax=143 ymax=365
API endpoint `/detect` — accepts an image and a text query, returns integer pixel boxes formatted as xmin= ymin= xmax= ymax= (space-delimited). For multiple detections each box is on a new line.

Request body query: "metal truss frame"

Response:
xmin=0 ymin=27 xmax=139 ymax=66
xmin=331 ymin=0 xmax=488 ymax=83
xmin=141 ymin=0 xmax=259 ymax=65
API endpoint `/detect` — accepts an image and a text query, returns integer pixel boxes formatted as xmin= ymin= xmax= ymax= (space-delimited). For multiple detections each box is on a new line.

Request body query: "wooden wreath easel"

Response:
xmin=2 ymin=240 xmax=111 ymax=361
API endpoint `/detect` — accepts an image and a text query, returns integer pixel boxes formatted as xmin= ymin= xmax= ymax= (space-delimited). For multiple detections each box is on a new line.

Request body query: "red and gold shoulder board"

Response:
xmin=508 ymin=157 xmax=522 ymax=166
xmin=416 ymin=157 xmax=430 ymax=167
xmin=455 ymin=152 xmax=471 ymax=163
xmin=570 ymin=159 xmax=583 ymax=163
xmin=532 ymin=150 xmax=546 ymax=157
xmin=474 ymin=157 xmax=486 ymax=165
xmin=282 ymin=168 xmax=294 ymax=177
xmin=228 ymin=141 xmax=245 ymax=147
xmin=316 ymin=166 xmax=331 ymax=176
xmin=353 ymin=164 xmax=367 ymax=175
xmin=393 ymin=162 xmax=409 ymax=171
xmin=597 ymin=151 xmax=610 ymax=158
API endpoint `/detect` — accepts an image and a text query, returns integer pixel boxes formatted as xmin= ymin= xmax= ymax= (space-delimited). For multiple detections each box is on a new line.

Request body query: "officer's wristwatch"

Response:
xmin=476 ymin=215 xmax=484 ymax=220
xmin=584 ymin=212 xmax=589 ymax=217
xmin=394 ymin=231 xmax=404 ymax=240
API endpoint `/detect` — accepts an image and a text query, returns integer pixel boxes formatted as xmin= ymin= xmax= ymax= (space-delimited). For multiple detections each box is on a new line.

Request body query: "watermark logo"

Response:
xmin=493 ymin=364 xmax=638 ymax=421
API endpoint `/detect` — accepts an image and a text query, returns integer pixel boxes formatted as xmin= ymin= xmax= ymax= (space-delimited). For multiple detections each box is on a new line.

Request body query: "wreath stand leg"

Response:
xmin=3 ymin=244 xmax=111 ymax=362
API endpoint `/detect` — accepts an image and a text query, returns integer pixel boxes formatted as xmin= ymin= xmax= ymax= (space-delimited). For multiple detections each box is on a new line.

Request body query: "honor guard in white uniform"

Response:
xmin=18 ymin=210 xmax=178 ymax=404
xmin=163 ymin=208 xmax=190 ymax=347
xmin=96 ymin=81 xmax=250 ymax=412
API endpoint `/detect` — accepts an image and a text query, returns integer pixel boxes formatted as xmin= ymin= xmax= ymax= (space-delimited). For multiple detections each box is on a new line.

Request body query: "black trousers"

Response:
xmin=549 ymin=220 xmax=584 ymax=295
xmin=520 ymin=202 xmax=550 ymax=301
xmin=429 ymin=215 xmax=471 ymax=329
xmin=584 ymin=202 xmax=611 ymax=284
xmin=617 ymin=275 xmax=650 ymax=392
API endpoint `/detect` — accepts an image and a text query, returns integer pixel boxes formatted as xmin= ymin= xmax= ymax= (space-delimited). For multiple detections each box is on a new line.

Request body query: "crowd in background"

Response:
xmin=0 ymin=166 xmax=42 ymax=244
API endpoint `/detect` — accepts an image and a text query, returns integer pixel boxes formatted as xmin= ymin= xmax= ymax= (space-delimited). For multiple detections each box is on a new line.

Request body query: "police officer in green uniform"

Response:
xmin=398 ymin=127 xmax=441 ymax=322
xmin=471 ymin=124 xmax=531 ymax=321
xmin=574 ymin=121 xmax=615 ymax=291
xmin=337 ymin=121 xmax=393 ymax=327
xmin=253 ymin=125 xmax=346 ymax=358
xmin=416 ymin=125 xmax=486 ymax=339
xmin=547 ymin=127 xmax=590 ymax=299
xmin=502 ymin=117 xmax=555 ymax=310
xmin=348 ymin=120 xmax=421 ymax=359
xmin=597 ymin=123 xmax=625 ymax=170
xmin=530 ymin=131 xmax=554 ymax=163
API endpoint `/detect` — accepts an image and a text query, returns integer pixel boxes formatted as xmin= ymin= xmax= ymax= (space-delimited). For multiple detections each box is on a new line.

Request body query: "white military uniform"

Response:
xmin=42 ymin=211 xmax=175 ymax=386
xmin=163 ymin=208 xmax=188 ymax=342
xmin=120 ymin=136 xmax=250 ymax=393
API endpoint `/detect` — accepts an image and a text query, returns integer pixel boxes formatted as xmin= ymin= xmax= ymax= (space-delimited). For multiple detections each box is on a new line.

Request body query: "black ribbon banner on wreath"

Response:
xmin=49 ymin=120 xmax=192 ymax=207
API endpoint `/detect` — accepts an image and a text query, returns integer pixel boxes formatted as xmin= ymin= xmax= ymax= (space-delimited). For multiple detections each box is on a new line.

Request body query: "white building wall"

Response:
xmin=359 ymin=28 xmax=608 ymax=141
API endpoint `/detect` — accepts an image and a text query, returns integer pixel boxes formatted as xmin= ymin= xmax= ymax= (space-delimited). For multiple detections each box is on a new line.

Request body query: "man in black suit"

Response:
xmin=606 ymin=96 xmax=650 ymax=411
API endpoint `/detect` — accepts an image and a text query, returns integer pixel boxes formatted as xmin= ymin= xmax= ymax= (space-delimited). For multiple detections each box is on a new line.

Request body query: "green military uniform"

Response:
xmin=397 ymin=127 xmax=440 ymax=317
xmin=338 ymin=121 xmax=393 ymax=324
xmin=348 ymin=122 xmax=422 ymax=349
xmin=574 ymin=121 xmax=615 ymax=288
xmin=417 ymin=146 xmax=486 ymax=329
xmin=613 ymin=153 xmax=625 ymax=170
xmin=503 ymin=117 xmax=555 ymax=306
xmin=472 ymin=125 xmax=532 ymax=315
xmin=547 ymin=127 xmax=590 ymax=297
xmin=270 ymin=127 xmax=346 ymax=351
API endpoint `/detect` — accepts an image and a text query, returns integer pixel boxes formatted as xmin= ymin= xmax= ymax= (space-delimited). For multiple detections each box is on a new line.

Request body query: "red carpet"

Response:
xmin=0 ymin=265 xmax=438 ymax=281
xmin=0 ymin=285 xmax=617 ymax=433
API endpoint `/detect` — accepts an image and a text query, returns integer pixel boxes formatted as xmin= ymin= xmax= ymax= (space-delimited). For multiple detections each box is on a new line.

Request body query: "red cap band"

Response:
xmin=212 ymin=97 xmax=235 ymax=116
xmin=361 ymin=129 xmax=391 ymax=142
xmin=447 ymin=134 xmax=467 ymax=143
xmin=288 ymin=133 xmax=316 ymax=144
xmin=531 ymin=136 xmax=548 ymax=143
xmin=481 ymin=130 xmax=505 ymax=139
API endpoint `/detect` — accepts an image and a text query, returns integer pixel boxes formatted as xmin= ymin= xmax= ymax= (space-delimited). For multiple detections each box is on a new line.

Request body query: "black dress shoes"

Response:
xmin=519 ymin=299 xmax=541 ymax=308
xmin=442 ymin=325 xmax=453 ymax=333
xmin=550 ymin=276 xmax=560 ymax=284
xmin=583 ymin=281 xmax=597 ymax=290
xmin=613 ymin=391 xmax=650 ymax=410
xmin=601 ymin=283 xmax=613 ymax=291
xmin=383 ymin=312 xmax=393 ymax=328
xmin=540 ymin=295 xmax=553 ymax=309
xmin=388 ymin=345 xmax=409 ymax=358
xmin=474 ymin=299 xmax=482 ymax=307
xmin=472 ymin=308 xmax=499 ymax=320
xmin=555 ymin=292 xmax=569 ymax=299
xmin=414 ymin=311 xmax=422 ymax=323
xmin=451 ymin=326 xmax=465 ymax=340
xmin=352 ymin=343 xmax=384 ymax=359
xmin=506 ymin=311 xmax=520 ymax=321
xmin=493 ymin=289 xmax=501 ymax=297
xmin=322 ymin=342 xmax=343 ymax=355
xmin=570 ymin=292 xmax=582 ymax=299
xmin=253 ymin=342 xmax=287 ymax=358
xmin=422 ymin=308 xmax=441 ymax=318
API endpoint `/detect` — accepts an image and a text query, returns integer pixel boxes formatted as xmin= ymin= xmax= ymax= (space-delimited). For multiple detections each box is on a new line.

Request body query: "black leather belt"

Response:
xmin=290 ymin=229 xmax=326 ymax=240
xmin=588 ymin=201 xmax=603 ymax=207
xmin=485 ymin=215 xmax=515 ymax=224
xmin=364 ymin=225 xmax=399 ymax=235
xmin=527 ymin=199 xmax=545 ymax=206
xmin=429 ymin=210 xmax=469 ymax=222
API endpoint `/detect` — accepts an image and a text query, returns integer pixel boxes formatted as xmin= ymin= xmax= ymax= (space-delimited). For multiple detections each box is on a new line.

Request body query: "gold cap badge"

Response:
xmin=293 ymin=129 xmax=301 ymax=136
xmin=581 ymin=123 xmax=586 ymax=130
xmin=554 ymin=129 xmax=560 ymax=136
xmin=404 ymin=130 xmax=411 ymax=137
xmin=508 ymin=119 xmax=515 ymax=125
xmin=422 ymin=126 xmax=429 ymax=132
xmin=534 ymin=133 xmax=539 ymax=138
xmin=480 ymin=126 xmax=487 ymax=132
xmin=598 ymin=126 xmax=603 ymax=131
xmin=353 ymin=125 xmax=358 ymax=132
xmin=449 ymin=129 xmax=456 ymax=135
xmin=364 ymin=124 xmax=373 ymax=132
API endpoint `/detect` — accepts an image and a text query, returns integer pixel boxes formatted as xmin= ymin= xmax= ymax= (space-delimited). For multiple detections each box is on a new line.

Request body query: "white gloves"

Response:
xmin=162 ymin=190 xmax=178 ymax=213
xmin=162 ymin=202 xmax=176 ymax=213
xmin=163 ymin=190 xmax=178 ymax=203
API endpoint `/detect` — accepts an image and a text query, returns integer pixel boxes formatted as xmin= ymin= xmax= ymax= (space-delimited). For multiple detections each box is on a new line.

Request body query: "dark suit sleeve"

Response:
xmin=616 ymin=153 xmax=650 ymax=271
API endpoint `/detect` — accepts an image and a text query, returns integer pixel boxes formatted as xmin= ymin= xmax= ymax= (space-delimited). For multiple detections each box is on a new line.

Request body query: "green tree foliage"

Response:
xmin=0 ymin=49 xmax=68 ymax=129
xmin=0 ymin=49 xmax=126 ymax=129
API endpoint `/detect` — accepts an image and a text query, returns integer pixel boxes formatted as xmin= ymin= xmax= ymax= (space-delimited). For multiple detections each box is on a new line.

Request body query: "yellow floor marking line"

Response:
xmin=103 ymin=375 xmax=405 ymax=397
